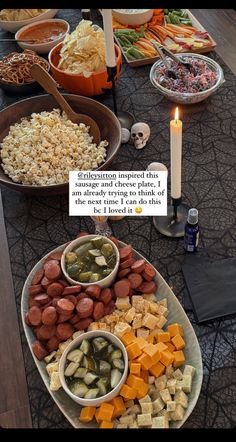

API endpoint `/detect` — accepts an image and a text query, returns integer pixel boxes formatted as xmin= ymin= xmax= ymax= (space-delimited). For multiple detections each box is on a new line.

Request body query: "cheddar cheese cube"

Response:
xmin=111 ymin=396 xmax=126 ymax=418
xmin=95 ymin=408 xmax=102 ymax=423
xmin=166 ymin=342 xmax=175 ymax=353
xmin=157 ymin=332 xmax=171 ymax=343
xmin=126 ymin=342 xmax=142 ymax=360
xmin=96 ymin=403 xmax=114 ymax=422
xmin=173 ymin=350 xmax=185 ymax=367
xmin=137 ymin=353 xmax=153 ymax=370
xmin=171 ymin=334 xmax=185 ymax=350
xmin=149 ymin=361 xmax=165 ymax=377
xmin=126 ymin=374 xmax=145 ymax=390
xmin=134 ymin=336 xmax=148 ymax=350
xmin=160 ymin=350 xmax=174 ymax=367
xmin=140 ymin=369 xmax=149 ymax=383
xmin=130 ymin=362 xmax=141 ymax=376
xmin=121 ymin=332 xmax=136 ymax=347
xmin=79 ymin=406 xmax=96 ymax=423
xmin=146 ymin=335 xmax=155 ymax=344
xmin=167 ymin=323 xmax=184 ymax=337
xmin=99 ymin=420 xmax=113 ymax=428
xmin=155 ymin=342 xmax=168 ymax=352
xmin=135 ymin=382 xmax=149 ymax=399
xmin=143 ymin=344 xmax=160 ymax=364
xmin=120 ymin=384 xmax=137 ymax=400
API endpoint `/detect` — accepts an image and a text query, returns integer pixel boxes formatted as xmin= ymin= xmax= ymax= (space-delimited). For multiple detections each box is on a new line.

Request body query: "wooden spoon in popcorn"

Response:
xmin=30 ymin=63 xmax=101 ymax=145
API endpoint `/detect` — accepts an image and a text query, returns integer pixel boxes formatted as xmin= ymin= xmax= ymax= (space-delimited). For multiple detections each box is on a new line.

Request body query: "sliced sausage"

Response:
xmin=74 ymin=317 xmax=93 ymax=331
xmin=41 ymin=300 xmax=52 ymax=310
xmin=69 ymin=314 xmax=80 ymax=325
xmin=56 ymin=298 xmax=74 ymax=315
xmin=137 ymin=281 xmax=157 ymax=294
xmin=76 ymin=297 xmax=94 ymax=318
xmin=58 ymin=279 xmax=68 ymax=288
xmin=64 ymin=294 xmax=77 ymax=305
xmin=29 ymin=298 xmax=40 ymax=308
xmin=118 ymin=268 xmax=131 ymax=279
xmin=99 ymin=288 xmax=112 ymax=305
xmin=76 ymin=231 xmax=89 ymax=238
xmin=57 ymin=313 xmax=73 ymax=323
xmin=42 ymin=306 xmax=57 ymax=325
xmin=45 ymin=251 xmax=63 ymax=262
xmin=142 ymin=263 xmax=156 ymax=281
xmin=34 ymin=294 xmax=50 ymax=305
xmin=44 ymin=260 xmax=61 ymax=280
xmin=51 ymin=297 xmax=62 ymax=308
xmin=131 ymin=259 xmax=146 ymax=274
xmin=28 ymin=306 xmax=42 ymax=326
xmin=25 ymin=311 xmax=31 ymax=326
xmin=85 ymin=285 xmax=101 ymax=299
xmin=47 ymin=282 xmax=64 ymax=298
xmin=119 ymin=257 xmax=135 ymax=270
xmin=111 ymin=288 xmax=116 ymax=300
xmin=128 ymin=273 xmax=143 ymax=289
xmin=114 ymin=279 xmax=131 ymax=298
xmin=62 ymin=285 xmax=81 ymax=295
xmin=31 ymin=268 xmax=44 ymax=286
xmin=108 ymin=236 xmax=119 ymax=246
xmin=76 ymin=292 xmax=89 ymax=302
xmin=119 ymin=245 xmax=132 ymax=262
xmin=32 ymin=340 xmax=48 ymax=360
xmin=103 ymin=300 xmax=115 ymax=316
xmin=41 ymin=276 xmax=51 ymax=289
xmin=56 ymin=323 xmax=74 ymax=340
xmin=47 ymin=335 xmax=60 ymax=352
xmin=93 ymin=302 xmax=104 ymax=321
xmin=38 ymin=324 xmax=56 ymax=340
xmin=29 ymin=284 xmax=43 ymax=297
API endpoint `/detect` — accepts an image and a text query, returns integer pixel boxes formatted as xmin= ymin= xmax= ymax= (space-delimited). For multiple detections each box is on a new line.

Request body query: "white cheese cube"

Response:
xmin=125 ymin=307 xmax=136 ymax=323
xmin=148 ymin=376 xmax=155 ymax=384
xmin=115 ymin=296 xmax=131 ymax=311
xmin=114 ymin=322 xmax=131 ymax=337
xmin=44 ymin=351 xmax=56 ymax=364
xmin=148 ymin=303 xmax=159 ymax=315
xmin=49 ymin=371 xmax=61 ymax=391
xmin=130 ymin=405 xmax=141 ymax=415
xmin=155 ymin=374 xmax=167 ymax=391
xmin=156 ymin=315 xmax=167 ymax=329
xmin=170 ymin=404 xmax=185 ymax=421
xmin=165 ymin=365 xmax=174 ymax=378
xmin=46 ymin=361 xmax=59 ymax=376
xmin=159 ymin=388 xmax=172 ymax=404
xmin=116 ymin=424 xmax=128 ymax=429
xmin=158 ymin=298 xmax=167 ymax=307
xmin=136 ymin=328 xmax=150 ymax=339
xmin=166 ymin=401 xmax=176 ymax=412
xmin=142 ymin=313 xmax=158 ymax=329
xmin=167 ymin=378 xmax=177 ymax=395
xmin=152 ymin=397 xmax=165 ymax=414
xmin=176 ymin=380 xmax=184 ymax=392
xmin=143 ymin=294 xmax=157 ymax=302
xmin=181 ymin=374 xmax=192 ymax=393
xmin=138 ymin=394 xmax=152 ymax=403
xmin=157 ymin=305 xmax=168 ymax=316
xmin=141 ymin=402 xmax=153 ymax=414
xmin=129 ymin=421 xmax=138 ymax=428
xmin=151 ymin=390 xmax=161 ymax=401
xmin=183 ymin=364 xmax=196 ymax=378
xmin=157 ymin=409 xmax=171 ymax=421
xmin=148 ymin=384 xmax=156 ymax=397
xmin=119 ymin=415 xmax=134 ymax=425
xmin=137 ymin=413 xmax=152 ymax=427
xmin=174 ymin=390 xmax=188 ymax=408
xmin=152 ymin=416 xmax=169 ymax=428
xmin=125 ymin=399 xmax=135 ymax=408
xmin=173 ymin=368 xmax=183 ymax=380
xmin=132 ymin=313 xmax=142 ymax=329
xmin=87 ymin=322 xmax=100 ymax=331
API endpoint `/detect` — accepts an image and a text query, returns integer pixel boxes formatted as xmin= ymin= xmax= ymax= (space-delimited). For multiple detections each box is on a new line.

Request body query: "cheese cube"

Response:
xmin=131 ymin=296 xmax=149 ymax=313
xmin=181 ymin=374 xmax=192 ymax=393
xmin=59 ymin=339 xmax=72 ymax=353
xmin=156 ymin=315 xmax=167 ymax=329
xmin=119 ymin=415 xmax=134 ymax=425
xmin=115 ymin=296 xmax=131 ymax=311
xmin=104 ymin=313 xmax=120 ymax=324
xmin=120 ymin=384 xmax=136 ymax=400
xmin=130 ymin=362 xmax=141 ymax=376
xmin=168 ymin=323 xmax=184 ymax=337
xmin=166 ymin=401 xmax=176 ymax=412
xmin=158 ymin=298 xmax=167 ymax=307
xmin=183 ymin=364 xmax=196 ymax=378
xmin=114 ymin=322 xmax=131 ymax=337
xmin=121 ymin=332 xmax=136 ymax=346
xmin=174 ymin=390 xmax=188 ymax=408
xmin=151 ymin=390 xmax=161 ymax=401
xmin=138 ymin=394 xmax=152 ymax=404
xmin=125 ymin=400 xmax=135 ymax=408
xmin=127 ymin=374 xmax=145 ymax=390
xmin=148 ymin=384 xmax=156 ymax=397
xmin=173 ymin=369 xmax=183 ymax=380
xmin=143 ymin=343 xmax=160 ymax=364
xmin=152 ymin=397 xmax=165 ymax=414
xmin=137 ymin=353 xmax=153 ymax=370
xmin=46 ymin=362 xmax=59 ymax=376
xmin=160 ymin=350 xmax=174 ymax=367
xmin=166 ymin=378 xmax=177 ymax=395
xmin=128 ymin=405 xmax=141 ymax=415
xmin=137 ymin=413 xmax=152 ymax=427
xmin=152 ymin=416 xmax=169 ymax=428
xmin=132 ymin=313 xmax=143 ymax=329
xmin=125 ymin=307 xmax=136 ymax=323
xmin=116 ymin=424 xmax=128 ymax=429
xmin=148 ymin=376 xmax=155 ymax=384
xmin=157 ymin=305 xmax=168 ymax=316
xmin=136 ymin=382 xmax=149 ymax=399
xmin=157 ymin=409 xmax=171 ymax=421
xmin=159 ymin=388 xmax=172 ymax=404
xmin=136 ymin=328 xmax=150 ymax=339
xmin=149 ymin=361 xmax=165 ymax=377
xmin=129 ymin=421 xmax=138 ymax=428
xmin=143 ymin=294 xmax=157 ymax=302
xmin=126 ymin=342 xmax=142 ymax=360
xmin=148 ymin=302 xmax=159 ymax=315
xmin=165 ymin=365 xmax=174 ymax=378
xmin=134 ymin=336 xmax=149 ymax=350
xmin=140 ymin=402 xmax=153 ymax=414
xmin=49 ymin=371 xmax=61 ymax=391
xmin=142 ymin=313 xmax=158 ymax=329
xmin=44 ymin=351 xmax=56 ymax=364
xmin=157 ymin=332 xmax=171 ymax=343
xmin=170 ymin=404 xmax=185 ymax=421
xmin=155 ymin=342 xmax=168 ymax=352
xmin=154 ymin=375 xmax=167 ymax=391
xmin=97 ymin=322 xmax=108 ymax=331
xmin=171 ymin=334 xmax=185 ymax=350
xmin=176 ymin=380 xmax=184 ymax=392
xmin=166 ymin=342 xmax=175 ymax=353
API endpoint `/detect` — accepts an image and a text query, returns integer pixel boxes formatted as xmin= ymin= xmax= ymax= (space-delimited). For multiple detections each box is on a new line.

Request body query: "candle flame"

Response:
xmin=175 ymin=107 xmax=179 ymax=123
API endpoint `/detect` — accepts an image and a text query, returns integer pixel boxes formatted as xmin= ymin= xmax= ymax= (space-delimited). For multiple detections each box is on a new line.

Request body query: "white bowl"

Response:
xmin=112 ymin=9 xmax=154 ymax=26
xmin=0 ymin=9 xmax=59 ymax=33
xmin=59 ymin=330 xmax=128 ymax=407
xmin=150 ymin=53 xmax=225 ymax=104
xmin=15 ymin=19 xmax=69 ymax=54
xmin=61 ymin=234 xmax=120 ymax=289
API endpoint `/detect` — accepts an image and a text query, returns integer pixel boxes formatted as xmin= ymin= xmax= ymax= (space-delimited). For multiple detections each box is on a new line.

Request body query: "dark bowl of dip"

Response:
xmin=15 ymin=19 xmax=70 ymax=54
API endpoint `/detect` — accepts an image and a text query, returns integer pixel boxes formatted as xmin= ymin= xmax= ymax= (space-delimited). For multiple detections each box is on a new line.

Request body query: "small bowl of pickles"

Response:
xmin=59 ymin=330 xmax=128 ymax=407
xmin=61 ymin=234 xmax=120 ymax=288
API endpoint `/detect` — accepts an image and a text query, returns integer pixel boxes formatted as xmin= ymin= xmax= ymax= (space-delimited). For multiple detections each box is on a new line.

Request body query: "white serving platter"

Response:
xmin=21 ymin=240 xmax=203 ymax=428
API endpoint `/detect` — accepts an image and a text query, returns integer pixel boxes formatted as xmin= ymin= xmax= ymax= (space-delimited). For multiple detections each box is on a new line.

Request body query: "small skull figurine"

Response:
xmin=131 ymin=122 xmax=150 ymax=150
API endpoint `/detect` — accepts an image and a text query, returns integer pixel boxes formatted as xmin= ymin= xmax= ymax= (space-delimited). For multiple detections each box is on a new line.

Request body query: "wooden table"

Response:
xmin=0 ymin=9 xmax=236 ymax=428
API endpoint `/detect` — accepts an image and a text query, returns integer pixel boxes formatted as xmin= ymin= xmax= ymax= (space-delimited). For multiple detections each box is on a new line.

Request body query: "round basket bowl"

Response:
xmin=61 ymin=234 xmax=120 ymax=289
xmin=0 ymin=58 xmax=50 ymax=95
xmin=0 ymin=94 xmax=121 ymax=196
xmin=112 ymin=9 xmax=154 ymax=26
xmin=0 ymin=9 xmax=59 ymax=33
xmin=59 ymin=330 xmax=128 ymax=407
xmin=49 ymin=42 xmax=122 ymax=96
xmin=15 ymin=19 xmax=70 ymax=54
xmin=150 ymin=53 xmax=225 ymax=105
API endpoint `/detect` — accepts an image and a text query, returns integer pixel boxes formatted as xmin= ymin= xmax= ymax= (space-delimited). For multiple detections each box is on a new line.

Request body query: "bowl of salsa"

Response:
xmin=15 ymin=19 xmax=70 ymax=54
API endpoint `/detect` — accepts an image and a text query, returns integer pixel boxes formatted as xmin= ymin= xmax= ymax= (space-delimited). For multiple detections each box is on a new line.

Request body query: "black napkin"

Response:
xmin=182 ymin=255 xmax=236 ymax=323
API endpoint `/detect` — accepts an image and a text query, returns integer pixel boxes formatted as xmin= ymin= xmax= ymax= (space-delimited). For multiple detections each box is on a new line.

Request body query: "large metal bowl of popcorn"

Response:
xmin=0 ymin=94 xmax=121 ymax=195
xmin=150 ymin=53 xmax=224 ymax=104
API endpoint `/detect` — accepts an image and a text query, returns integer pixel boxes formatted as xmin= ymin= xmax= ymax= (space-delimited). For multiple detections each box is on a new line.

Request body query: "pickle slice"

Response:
xmin=95 ymin=256 xmax=107 ymax=267
xmin=88 ymin=249 xmax=102 ymax=257
xmin=101 ymin=243 xmax=113 ymax=257
xmin=79 ymin=271 xmax=93 ymax=282
xmin=91 ymin=237 xmax=104 ymax=248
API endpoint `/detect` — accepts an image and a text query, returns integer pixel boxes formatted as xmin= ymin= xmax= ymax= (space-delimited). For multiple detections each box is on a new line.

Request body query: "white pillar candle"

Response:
xmin=170 ymin=107 xmax=182 ymax=200
xmin=102 ymin=9 xmax=116 ymax=67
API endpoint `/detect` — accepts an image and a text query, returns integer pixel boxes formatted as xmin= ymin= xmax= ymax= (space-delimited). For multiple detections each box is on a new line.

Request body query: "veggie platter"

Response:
xmin=21 ymin=233 xmax=203 ymax=429
xmin=113 ymin=9 xmax=216 ymax=67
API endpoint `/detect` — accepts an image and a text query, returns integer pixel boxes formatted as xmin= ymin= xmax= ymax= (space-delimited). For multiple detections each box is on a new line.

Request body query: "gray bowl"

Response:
xmin=150 ymin=53 xmax=224 ymax=104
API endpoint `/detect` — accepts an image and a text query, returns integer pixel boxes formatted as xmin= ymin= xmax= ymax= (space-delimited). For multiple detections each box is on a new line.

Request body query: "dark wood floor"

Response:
xmin=0 ymin=8 xmax=236 ymax=429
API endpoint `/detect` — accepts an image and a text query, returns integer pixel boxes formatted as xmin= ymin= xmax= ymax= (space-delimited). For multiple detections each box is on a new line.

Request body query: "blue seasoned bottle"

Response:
xmin=184 ymin=208 xmax=199 ymax=253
